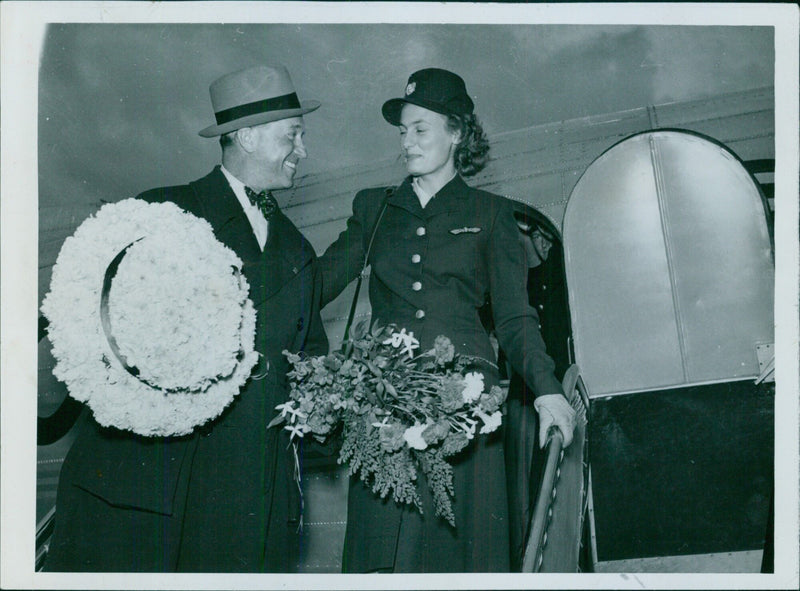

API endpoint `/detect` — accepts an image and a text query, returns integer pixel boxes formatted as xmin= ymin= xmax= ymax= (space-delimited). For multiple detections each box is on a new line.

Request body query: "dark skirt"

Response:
xmin=341 ymin=373 xmax=510 ymax=573
xmin=503 ymin=374 xmax=547 ymax=571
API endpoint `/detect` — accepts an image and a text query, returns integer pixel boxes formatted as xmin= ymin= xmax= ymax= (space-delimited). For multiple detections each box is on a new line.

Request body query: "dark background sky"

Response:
xmin=38 ymin=22 xmax=773 ymax=208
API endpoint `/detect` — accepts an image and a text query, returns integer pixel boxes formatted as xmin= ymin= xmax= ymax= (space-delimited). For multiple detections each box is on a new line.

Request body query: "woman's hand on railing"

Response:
xmin=534 ymin=394 xmax=576 ymax=448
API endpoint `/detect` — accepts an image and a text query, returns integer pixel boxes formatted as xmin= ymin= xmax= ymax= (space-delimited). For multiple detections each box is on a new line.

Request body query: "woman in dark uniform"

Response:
xmin=319 ymin=68 xmax=576 ymax=573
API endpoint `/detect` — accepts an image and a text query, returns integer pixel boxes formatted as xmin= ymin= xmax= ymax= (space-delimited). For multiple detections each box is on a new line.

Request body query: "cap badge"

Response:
xmin=405 ymin=82 xmax=416 ymax=96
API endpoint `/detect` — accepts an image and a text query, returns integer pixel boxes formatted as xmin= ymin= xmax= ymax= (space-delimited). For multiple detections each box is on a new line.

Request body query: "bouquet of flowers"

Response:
xmin=41 ymin=198 xmax=258 ymax=436
xmin=269 ymin=321 xmax=506 ymax=526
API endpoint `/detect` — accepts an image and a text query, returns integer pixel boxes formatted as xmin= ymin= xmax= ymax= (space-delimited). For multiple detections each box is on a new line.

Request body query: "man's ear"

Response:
xmin=235 ymin=127 xmax=256 ymax=152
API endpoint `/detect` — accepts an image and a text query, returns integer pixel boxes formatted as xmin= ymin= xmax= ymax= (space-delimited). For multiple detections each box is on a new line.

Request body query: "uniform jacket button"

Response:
xmin=411 ymin=254 xmax=421 ymax=263
xmin=415 ymin=310 xmax=426 ymax=319
xmin=416 ymin=226 xmax=426 ymax=236
xmin=412 ymin=281 xmax=422 ymax=291
xmin=538 ymin=304 xmax=544 ymax=310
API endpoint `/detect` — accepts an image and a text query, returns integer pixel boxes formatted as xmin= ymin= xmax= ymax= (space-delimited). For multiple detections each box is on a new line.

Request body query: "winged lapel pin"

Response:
xmin=449 ymin=227 xmax=482 ymax=235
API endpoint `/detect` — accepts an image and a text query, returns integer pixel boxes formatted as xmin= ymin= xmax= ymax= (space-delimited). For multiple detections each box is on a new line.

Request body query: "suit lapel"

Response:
xmin=249 ymin=212 xmax=308 ymax=300
xmin=266 ymin=211 xmax=313 ymax=271
xmin=189 ymin=167 xmax=262 ymax=261
xmin=188 ymin=167 xmax=311 ymax=301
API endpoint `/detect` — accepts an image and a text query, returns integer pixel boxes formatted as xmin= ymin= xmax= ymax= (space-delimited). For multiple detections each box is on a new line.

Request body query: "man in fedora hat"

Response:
xmin=45 ymin=65 xmax=328 ymax=572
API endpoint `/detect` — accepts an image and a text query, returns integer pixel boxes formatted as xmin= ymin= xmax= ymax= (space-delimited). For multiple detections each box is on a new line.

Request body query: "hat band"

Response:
xmin=214 ymin=92 xmax=301 ymax=125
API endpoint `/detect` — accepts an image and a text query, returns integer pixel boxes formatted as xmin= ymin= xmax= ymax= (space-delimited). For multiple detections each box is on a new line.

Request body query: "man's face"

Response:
xmin=530 ymin=228 xmax=554 ymax=262
xmin=250 ymin=116 xmax=307 ymax=190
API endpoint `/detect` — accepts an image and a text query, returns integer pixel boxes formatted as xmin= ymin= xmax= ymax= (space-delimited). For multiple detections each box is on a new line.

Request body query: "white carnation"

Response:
xmin=461 ymin=371 xmax=484 ymax=404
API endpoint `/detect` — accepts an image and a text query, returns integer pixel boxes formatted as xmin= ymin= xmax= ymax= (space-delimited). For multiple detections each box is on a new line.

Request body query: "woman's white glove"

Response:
xmin=534 ymin=394 xmax=576 ymax=448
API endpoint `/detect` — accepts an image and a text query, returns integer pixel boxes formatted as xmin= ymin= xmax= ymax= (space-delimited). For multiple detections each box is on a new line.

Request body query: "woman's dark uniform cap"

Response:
xmin=382 ymin=68 xmax=475 ymax=126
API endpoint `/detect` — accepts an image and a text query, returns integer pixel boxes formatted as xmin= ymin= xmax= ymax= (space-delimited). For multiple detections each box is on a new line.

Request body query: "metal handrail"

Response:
xmin=35 ymin=506 xmax=56 ymax=571
xmin=522 ymin=428 xmax=565 ymax=572
xmin=521 ymin=364 xmax=590 ymax=572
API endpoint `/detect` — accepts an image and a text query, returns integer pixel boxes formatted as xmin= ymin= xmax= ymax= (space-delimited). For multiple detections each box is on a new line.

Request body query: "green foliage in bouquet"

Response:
xmin=269 ymin=321 xmax=506 ymax=526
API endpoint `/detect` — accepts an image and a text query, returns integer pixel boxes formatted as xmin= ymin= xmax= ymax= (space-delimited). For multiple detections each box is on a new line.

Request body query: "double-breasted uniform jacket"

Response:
xmin=45 ymin=167 xmax=328 ymax=572
xmin=318 ymin=175 xmax=563 ymax=572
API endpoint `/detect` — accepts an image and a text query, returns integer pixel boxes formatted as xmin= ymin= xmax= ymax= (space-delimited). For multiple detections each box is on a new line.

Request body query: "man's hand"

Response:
xmin=534 ymin=394 xmax=576 ymax=448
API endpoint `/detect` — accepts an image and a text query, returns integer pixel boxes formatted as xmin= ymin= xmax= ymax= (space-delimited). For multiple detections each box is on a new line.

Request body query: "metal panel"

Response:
xmin=563 ymin=131 xmax=774 ymax=396
xmin=564 ymin=137 xmax=685 ymax=394
xmin=651 ymin=134 xmax=774 ymax=383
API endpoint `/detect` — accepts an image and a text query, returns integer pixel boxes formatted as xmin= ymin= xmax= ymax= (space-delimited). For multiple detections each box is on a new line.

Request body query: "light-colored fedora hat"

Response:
xmin=198 ymin=65 xmax=320 ymax=137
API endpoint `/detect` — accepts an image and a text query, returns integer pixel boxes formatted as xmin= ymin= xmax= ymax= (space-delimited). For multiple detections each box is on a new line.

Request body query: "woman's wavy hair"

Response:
xmin=446 ymin=113 xmax=491 ymax=177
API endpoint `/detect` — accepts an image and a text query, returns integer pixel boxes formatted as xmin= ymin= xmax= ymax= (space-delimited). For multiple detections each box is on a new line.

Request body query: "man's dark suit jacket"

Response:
xmin=44 ymin=166 xmax=328 ymax=572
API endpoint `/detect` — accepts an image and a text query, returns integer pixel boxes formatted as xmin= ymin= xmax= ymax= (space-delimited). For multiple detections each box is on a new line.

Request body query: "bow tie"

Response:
xmin=245 ymin=186 xmax=279 ymax=219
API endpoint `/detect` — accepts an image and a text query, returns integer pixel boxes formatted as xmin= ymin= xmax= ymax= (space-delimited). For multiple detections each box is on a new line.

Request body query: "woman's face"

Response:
xmin=398 ymin=104 xmax=460 ymax=177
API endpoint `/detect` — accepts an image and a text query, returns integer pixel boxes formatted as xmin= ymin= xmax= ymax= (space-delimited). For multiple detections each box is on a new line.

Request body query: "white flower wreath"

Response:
xmin=41 ymin=198 xmax=259 ymax=437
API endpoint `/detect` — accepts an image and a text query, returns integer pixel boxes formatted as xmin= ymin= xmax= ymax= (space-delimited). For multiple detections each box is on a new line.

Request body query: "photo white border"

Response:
xmin=2 ymin=2 xmax=798 ymax=589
